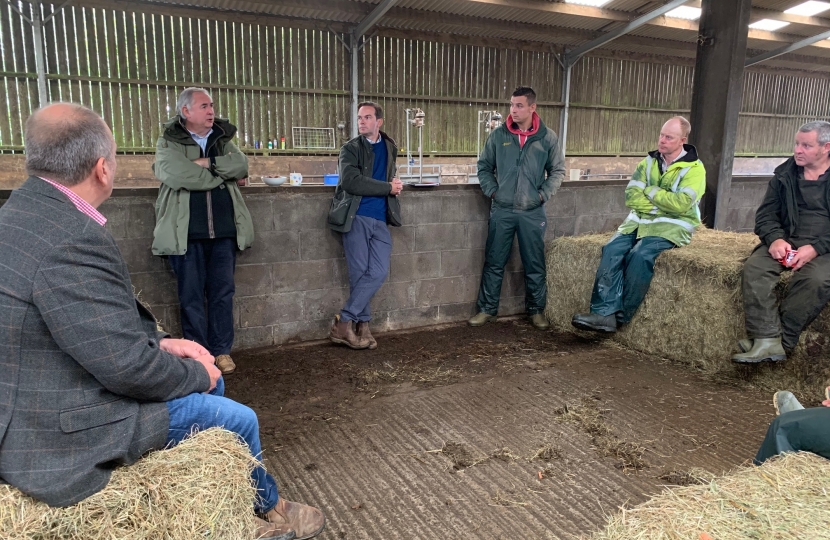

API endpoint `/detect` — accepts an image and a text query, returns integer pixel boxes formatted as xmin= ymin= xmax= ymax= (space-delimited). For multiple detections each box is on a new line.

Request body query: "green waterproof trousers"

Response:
xmin=755 ymin=407 xmax=830 ymax=464
xmin=742 ymin=244 xmax=830 ymax=351
xmin=476 ymin=205 xmax=547 ymax=315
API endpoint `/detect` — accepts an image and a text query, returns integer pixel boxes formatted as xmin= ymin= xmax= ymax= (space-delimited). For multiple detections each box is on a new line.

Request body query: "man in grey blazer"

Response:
xmin=0 ymin=103 xmax=324 ymax=540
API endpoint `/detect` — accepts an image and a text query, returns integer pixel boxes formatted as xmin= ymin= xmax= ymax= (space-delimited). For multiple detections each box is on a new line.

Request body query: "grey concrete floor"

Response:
xmin=229 ymin=321 xmax=774 ymax=540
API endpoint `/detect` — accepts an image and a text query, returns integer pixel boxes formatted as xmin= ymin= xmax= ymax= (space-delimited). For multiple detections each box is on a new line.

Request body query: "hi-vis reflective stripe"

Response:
xmin=624 ymin=211 xmax=696 ymax=232
xmin=679 ymin=187 xmax=697 ymax=200
xmin=627 ymin=179 xmax=646 ymax=189
xmin=671 ymin=166 xmax=692 ymax=192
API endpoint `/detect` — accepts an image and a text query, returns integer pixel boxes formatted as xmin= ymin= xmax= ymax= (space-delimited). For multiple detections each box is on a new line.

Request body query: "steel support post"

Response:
xmin=32 ymin=7 xmax=49 ymax=106
xmin=350 ymin=34 xmax=359 ymax=139
xmin=559 ymin=63 xmax=571 ymax=158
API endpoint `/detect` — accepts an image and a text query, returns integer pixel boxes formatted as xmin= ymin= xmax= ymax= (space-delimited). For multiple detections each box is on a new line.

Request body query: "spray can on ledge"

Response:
xmin=267 ymin=140 xmax=274 ymax=150
xmin=280 ymin=136 xmax=286 ymax=150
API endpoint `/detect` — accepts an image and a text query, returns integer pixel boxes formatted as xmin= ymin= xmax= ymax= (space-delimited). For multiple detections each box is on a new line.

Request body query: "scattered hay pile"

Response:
xmin=0 ymin=428 xmax=257 ymax=540
xmin=545 ymin=229 xmax=830 ymax=389
xmin=588 ymin=451 xmax=830 ymax=540
xmin=554 ymin=398 xmax=647 ymax=471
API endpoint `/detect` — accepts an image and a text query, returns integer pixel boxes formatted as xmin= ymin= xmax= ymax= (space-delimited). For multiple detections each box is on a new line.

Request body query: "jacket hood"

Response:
xmin=506 ymin=112 xmax=544 ymax=139
xmin=162 ymin=116 xmax=237 ymax=145
xmin=648 ymin=143 xmax=700 ymax=165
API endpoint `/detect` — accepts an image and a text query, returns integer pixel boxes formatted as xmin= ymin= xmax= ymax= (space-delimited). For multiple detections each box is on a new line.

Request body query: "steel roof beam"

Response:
xmin=563 ymin=0 xmax=691 ymax=67
xmin=746 ymin=28 xmax=830 ymax=66
xmin=354 ymin=0 xmax=398 ymax=39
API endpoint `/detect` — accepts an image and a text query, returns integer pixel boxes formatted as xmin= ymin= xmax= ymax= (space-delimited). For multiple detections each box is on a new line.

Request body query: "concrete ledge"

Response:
xmin=0 ymin=177 xmax=768 ymax=350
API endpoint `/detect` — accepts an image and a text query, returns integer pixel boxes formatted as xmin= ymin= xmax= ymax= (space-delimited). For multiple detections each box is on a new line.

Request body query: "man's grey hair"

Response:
xmin=799 ymin=120 xmax=830 ymax=146
xmin=25 ymin=103 xmax=115 ymax=187
xmin=177 ymin=87 xmax=212 ymax=117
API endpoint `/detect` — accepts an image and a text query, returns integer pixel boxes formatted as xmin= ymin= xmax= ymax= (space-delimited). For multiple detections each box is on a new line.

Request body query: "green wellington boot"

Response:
xmin=736 ymin=338 xmax=753 ymax=353
xmin=529 ymin=313 xmax=549 ymax=330
xmin=468 ymin=312 xmax=497 ymax=327
xmin=731 ymin=337 xmax=786 ymax=364
xmin=773 ymin=391 xmax=804 ymax=416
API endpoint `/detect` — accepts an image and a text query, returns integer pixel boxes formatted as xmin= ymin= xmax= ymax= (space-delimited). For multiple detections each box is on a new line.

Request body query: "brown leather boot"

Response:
xmin=329 ymin=315 xmax=370 ymax=350
xmin=263 ymin=498 xmax=326 ymax=540
xmin=215 ymin=354 xmax=236 ymax=374
xmin=356 ymin=321 xmax=378 ymax=350
xmin=253 ymin=515 xmax=295 ymax=539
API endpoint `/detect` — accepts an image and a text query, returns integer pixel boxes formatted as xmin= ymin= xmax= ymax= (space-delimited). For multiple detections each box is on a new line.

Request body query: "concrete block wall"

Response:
xmin=725 ymin=178 xmax=769 ymax=232
xmin=0 ymin=178 xmax=768 ymax=349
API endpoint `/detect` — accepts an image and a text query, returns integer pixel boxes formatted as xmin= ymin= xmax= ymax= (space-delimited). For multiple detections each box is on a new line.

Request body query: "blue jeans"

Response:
xmin=340 ymin=215 xmax=392 ymax=322
xmin=168 ymin=238 xmax=237 ymax=356
xmin=589 ymin=233 xmax=675 ymax=323
xmin=166 ymin=377 xmax=279 ymax=513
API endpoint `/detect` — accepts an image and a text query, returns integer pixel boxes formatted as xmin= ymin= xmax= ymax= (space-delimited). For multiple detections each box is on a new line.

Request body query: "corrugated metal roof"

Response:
xmin=753 ymin=0 xmax=805 ymax=10
xmin=396 ymin=0 xmax=611 ymax=31
xmin=109 ymin=0 xmax=830 ymax=71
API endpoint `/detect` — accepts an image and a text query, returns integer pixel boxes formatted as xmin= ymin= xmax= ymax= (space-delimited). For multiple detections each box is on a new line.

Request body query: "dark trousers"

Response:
xmin=755 ymin=407 xmax=830 ymax=465
xmin=589 ymin=232 xmax=675 ymax=324
xmin=168 ymin=238 xmax=237 ymax=356
xmin=476 ymin=205 xmax=547 ymax=316
xmin=742 ymin=244 xmax=830 ymax=351
xmin=340 ymin=215 xmax=392 ymax=323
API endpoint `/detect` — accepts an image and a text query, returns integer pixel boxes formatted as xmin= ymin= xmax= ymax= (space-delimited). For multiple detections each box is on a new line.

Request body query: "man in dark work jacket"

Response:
xmin=734 ymin=121 xmax=830 ymax=364
xmin=152 ymin=87 xmax=254 ymax=375
xmin=327 ymin=101 xmax=403 ymax=350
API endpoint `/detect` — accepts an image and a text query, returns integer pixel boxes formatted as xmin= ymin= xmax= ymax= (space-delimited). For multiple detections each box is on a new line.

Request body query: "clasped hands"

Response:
xmin=159 ymin=338 xmax=221 ymax=391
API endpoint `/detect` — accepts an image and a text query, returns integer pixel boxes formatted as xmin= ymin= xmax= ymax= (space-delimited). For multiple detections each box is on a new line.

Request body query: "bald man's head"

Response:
xmin=25 ymin=103 xmax=115 ymax=186
xmin=658 ymin=116 xmax=690 ymax=157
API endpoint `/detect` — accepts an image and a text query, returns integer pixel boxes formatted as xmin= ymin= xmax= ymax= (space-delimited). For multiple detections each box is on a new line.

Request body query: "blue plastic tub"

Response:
xmin=324 ymin=174 xmax=339 ymax=185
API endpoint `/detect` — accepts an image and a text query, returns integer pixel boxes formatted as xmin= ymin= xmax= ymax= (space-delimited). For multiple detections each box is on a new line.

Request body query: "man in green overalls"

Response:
xmin=469 ymin=87 xmax=565 ymax=330
xmin=733 ymin=121 xmax=830 ymax=363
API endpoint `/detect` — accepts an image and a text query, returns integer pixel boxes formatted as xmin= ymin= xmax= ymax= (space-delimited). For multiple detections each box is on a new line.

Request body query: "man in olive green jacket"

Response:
xmin=469 ymin=86 xmax=565 ymax=330
xmin=152 ymin=87 xmax=254 ymax=375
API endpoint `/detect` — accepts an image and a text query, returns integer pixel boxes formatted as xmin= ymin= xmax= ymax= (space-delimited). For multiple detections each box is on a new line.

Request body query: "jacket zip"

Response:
xmin=514 ymin=132 xmax=534 ymax=210
xmin=206 ymin=190 xmax=215 ymax=239
xmin=202 ymin=127 xmax=225 ymax=240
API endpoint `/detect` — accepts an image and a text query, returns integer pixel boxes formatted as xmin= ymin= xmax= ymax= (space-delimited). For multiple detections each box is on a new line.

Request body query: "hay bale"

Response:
xmin=0 ymin=428 xmax=257 ymax=539
xmin=545 ymin=229 xmax=830 ymax=389
xmin=588 ymin=451 xmax=830 ymax=539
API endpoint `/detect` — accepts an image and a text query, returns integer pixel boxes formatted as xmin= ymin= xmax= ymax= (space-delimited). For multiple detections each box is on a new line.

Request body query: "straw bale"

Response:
xmin=545 ymin=229 xmax=830 ymax=390
xmin=588 ymin=451 xmax=830 ymax=540
xmin=0 ymin=428 xmax=257 ymax=540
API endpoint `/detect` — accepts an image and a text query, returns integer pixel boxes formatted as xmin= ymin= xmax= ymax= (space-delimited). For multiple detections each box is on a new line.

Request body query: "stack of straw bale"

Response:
xmin=545 ymin=229 xmax=830 ymax=389
xmin=588 ymin=451 xmax=830 ymax=539
xmin=0 ymin=427 xmax=257 ymax=539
